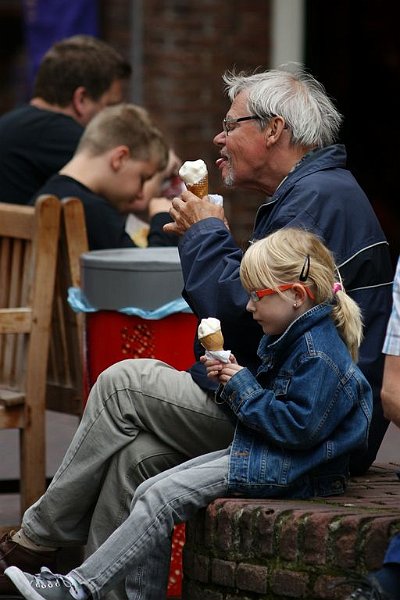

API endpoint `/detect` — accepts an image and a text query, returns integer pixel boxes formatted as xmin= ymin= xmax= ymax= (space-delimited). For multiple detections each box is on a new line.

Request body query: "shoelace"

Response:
xmin=31 ymin=568 xmax=80 ymax=599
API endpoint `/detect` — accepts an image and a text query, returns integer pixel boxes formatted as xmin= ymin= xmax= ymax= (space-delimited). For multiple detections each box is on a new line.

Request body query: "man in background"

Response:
xmin=0 ymin=34 xmax=131 ymax=205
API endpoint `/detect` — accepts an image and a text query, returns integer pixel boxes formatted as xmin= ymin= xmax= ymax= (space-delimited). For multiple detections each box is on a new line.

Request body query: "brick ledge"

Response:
xmin=182 ymin=463 xmax=400 ymax=600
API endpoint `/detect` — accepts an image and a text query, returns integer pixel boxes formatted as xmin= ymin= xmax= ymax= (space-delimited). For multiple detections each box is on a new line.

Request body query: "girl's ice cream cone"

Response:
xmin=199 ymin=330 xmax=224 ymax=351
xmin=198 ymin=317 xmax=224 ymax=350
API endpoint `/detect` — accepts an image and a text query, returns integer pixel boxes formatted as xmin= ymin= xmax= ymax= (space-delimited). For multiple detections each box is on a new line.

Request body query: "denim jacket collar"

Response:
xmin=258 ymin=303 xmax=333 ymax=365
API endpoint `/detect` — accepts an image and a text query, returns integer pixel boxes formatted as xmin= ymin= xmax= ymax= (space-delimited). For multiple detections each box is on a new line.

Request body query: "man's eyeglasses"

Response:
xmin=223 ymin=115 xmax=261 ymax=135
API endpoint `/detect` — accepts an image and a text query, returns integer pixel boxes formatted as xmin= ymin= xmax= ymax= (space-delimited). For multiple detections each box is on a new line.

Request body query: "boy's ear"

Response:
xmin=110 ymin=145 xmax=130 ymax=171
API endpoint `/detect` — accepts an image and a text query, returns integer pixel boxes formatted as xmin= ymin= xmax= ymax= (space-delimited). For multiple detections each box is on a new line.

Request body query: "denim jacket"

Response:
xmin=219 ymin=303 xmax=372 ymax=499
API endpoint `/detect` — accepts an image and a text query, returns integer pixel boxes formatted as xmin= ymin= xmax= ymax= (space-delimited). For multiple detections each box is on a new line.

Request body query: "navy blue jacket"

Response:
xmin=222 ymin=304 xmax=372 ymax=498
xmin=179 ymin=144 xmax=393 ymax=473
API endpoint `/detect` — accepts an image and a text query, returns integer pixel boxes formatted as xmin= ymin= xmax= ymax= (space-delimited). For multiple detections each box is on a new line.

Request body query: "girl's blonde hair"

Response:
xmin=240 ymin=228 xmax=363 ymax=361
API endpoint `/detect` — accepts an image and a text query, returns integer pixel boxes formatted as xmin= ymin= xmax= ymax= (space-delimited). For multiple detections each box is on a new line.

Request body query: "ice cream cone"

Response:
xmin=186 ymin=175 xmax=208 ymax=198
xmin=199 ymin=330 xmax=224 ymax=351
xmin=179 ymin=160 xmax=208 ymax=197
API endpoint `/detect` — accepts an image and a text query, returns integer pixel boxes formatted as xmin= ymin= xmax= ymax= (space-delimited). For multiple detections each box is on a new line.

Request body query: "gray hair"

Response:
xmin=223 ymin=63 xmax=343 ymax=148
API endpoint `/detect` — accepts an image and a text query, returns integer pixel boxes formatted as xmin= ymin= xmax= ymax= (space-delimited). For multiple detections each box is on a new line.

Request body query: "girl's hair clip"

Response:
xmin=299 ymin=254 xmax=310 ymax=282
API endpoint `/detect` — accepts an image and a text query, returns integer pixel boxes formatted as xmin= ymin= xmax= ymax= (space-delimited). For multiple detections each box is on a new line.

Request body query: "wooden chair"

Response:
xmin=46 ymin=197 xmax=89 ymax=416
xmin=0 ymin=195 xmax=61 ymax=515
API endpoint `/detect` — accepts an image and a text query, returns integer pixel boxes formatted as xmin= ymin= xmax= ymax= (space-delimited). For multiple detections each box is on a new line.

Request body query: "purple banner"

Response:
xmin=22 ymin=0 xmax=99 ymax=91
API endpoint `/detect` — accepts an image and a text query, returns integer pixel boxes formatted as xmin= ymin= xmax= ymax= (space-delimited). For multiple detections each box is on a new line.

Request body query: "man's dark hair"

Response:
xmin=33 ymin=35 xmax=132 ymax=106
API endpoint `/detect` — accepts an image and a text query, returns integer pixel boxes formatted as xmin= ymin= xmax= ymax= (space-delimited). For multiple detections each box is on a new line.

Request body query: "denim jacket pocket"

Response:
xmin=272 ymin=375 xmax=290 ymax=398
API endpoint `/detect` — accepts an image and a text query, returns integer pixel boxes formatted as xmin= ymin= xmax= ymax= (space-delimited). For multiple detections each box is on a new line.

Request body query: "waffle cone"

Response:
xmin=186 ymin=176 xmax=208 ymax=198
xmin=199 ymin=330 xmax=224 ymax=351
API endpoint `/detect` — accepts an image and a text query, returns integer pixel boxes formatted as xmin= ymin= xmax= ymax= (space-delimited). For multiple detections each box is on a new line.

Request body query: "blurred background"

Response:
xmin=0 ymin=0 xmax=399 ymax=262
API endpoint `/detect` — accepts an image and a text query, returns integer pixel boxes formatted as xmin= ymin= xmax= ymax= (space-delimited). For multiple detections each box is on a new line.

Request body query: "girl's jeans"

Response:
xmin=71 ymin=448 xmax=230 ymax=600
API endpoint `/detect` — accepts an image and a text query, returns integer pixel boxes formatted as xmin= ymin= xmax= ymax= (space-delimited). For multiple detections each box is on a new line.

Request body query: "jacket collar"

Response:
xmin=253 ymin=144 xmax=347 ymax=230
xmin=258 ymin=303 xmax=333 ymax=361
xmin=278 ymin=144 xmax=347 ymax=195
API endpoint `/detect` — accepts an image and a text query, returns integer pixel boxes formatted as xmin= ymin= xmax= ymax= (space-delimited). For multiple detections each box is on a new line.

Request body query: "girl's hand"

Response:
xmin=200 ymin=353 xmax=243 ymax=383
xmin=219 ymin=358 xmax=243 ymax=383
xmin=200 ymin=354 xmax=223 ymax=381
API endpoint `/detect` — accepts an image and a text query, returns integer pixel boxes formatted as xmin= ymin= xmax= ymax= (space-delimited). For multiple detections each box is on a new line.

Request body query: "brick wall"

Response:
xmin=100 ymin=0 xmax=271 ymax=245
xmin=182 ymin=465 xmax=400 ymax=600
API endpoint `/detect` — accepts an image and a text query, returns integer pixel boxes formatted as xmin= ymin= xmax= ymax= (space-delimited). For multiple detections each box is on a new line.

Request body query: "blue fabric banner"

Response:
xmin=22 ymin=0 xmax=99 ymax=90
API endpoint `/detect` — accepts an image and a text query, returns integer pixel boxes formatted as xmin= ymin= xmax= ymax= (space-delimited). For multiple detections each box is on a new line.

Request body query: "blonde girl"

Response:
xmin=240 ymin=227 xmax=363 ymax=360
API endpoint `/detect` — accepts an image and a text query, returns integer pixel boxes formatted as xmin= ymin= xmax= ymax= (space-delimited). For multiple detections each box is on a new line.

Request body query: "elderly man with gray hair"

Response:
xmin=0 ymin=64 xmax=393 ymax=600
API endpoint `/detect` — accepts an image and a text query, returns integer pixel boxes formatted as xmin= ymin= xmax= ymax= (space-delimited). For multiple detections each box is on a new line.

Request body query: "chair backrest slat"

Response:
xmin=0 ymin=194 xmax=61 ymax=514
xmin=46 ymin=196 xmax=89 ymax=415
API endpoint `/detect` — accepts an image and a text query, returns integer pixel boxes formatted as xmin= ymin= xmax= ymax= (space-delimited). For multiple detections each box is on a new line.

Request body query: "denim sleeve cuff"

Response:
xmin=220 ymin=368 xmax=262 ymax=413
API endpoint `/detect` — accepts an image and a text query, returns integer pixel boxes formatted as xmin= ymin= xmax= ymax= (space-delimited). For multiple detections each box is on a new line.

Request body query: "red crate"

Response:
xmin=85 ymin=310 xmax=197 ymax=597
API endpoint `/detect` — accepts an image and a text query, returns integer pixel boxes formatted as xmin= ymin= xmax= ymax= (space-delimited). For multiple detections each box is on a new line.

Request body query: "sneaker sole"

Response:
xmin=3 ymin=567 xmax=45 ymax=600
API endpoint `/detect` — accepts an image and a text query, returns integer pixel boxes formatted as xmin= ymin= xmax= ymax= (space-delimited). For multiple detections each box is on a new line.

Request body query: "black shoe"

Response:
xmin=342 ymin=574 xmax=395 ymax=600
xmin=0 ymin=532 xmax=57 ymax=596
